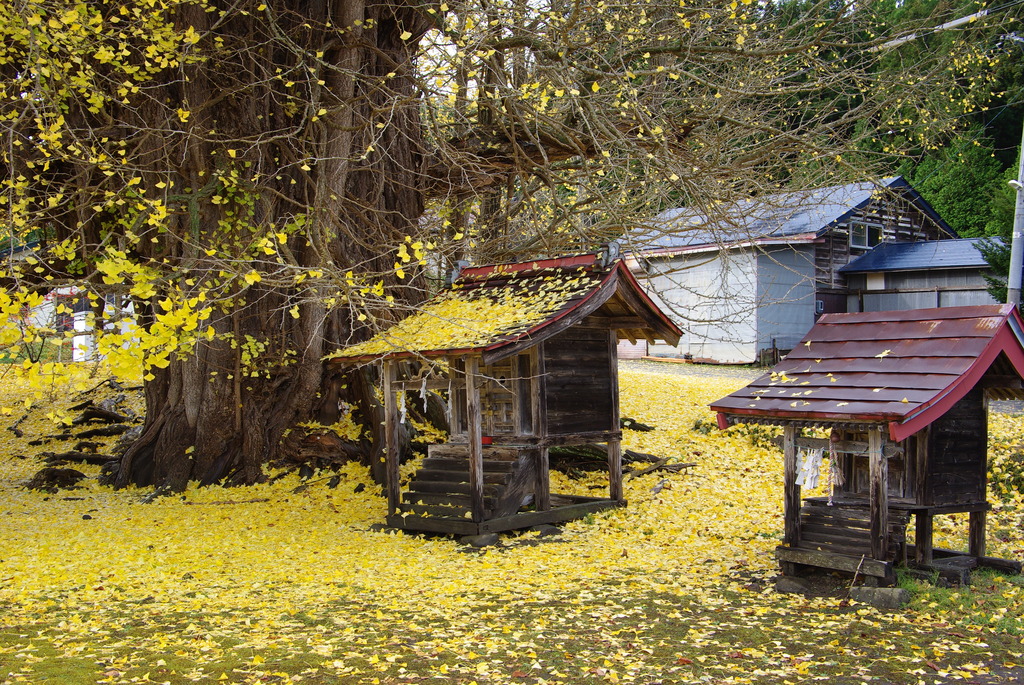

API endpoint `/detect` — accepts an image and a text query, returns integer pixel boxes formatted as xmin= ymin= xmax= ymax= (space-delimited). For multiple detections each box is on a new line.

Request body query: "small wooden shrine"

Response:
xmin=329 ymin=248 xmax=682 ymax=535
xmin=711 ymin=305 xmax=1024 ymax=584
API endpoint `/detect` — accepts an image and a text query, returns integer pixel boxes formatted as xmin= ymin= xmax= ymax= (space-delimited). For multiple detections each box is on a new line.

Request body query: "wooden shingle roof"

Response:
xmin=329 ymin=253 xmax=682 ymax=365
xmin=711 ymin=305 xmax=1024 ymax=441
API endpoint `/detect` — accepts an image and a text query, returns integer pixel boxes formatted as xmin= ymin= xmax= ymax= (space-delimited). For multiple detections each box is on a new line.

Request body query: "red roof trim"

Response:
xmin=890 ymin=319 xmax=1024 ymax=440
xmin=480 ymin=266 xmax=620 ymax=360
xmin=614 ymin=261 xmax=684 ymax=338
xmin=710 ymin=304 xmax=1024 ymax=434
xmin=459 ymin=253 xmax=598 ymax=281
xmin=479 ymin=260 xmax=682 ymax=358
xmin=331 ymin=254 xmax=683 ymax=365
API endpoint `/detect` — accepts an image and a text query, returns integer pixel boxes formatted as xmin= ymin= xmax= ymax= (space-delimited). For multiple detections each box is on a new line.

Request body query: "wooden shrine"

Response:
xmin=329 ymin=248 xmax=682 ymax=535
xmin=711 ymin=305 xmax=1024 ymax=584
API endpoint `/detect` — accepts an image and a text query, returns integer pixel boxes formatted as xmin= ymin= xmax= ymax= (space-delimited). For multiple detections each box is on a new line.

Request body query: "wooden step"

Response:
xmin=421 ymin=457 xmax=516 ymax=472
xmin=407 ymin=480 xmax=503 ymax=496
xmin=428 ymin=444 xmax=520 ymax=461
xmin=403 ymin=492 xmax=496 ymax=508
xmin=400 ymin=444 xmax=539 ymax=523
xmin=397 ymin=502 xmax=474 ymax=519
xmin=414 ymin=469 xmax=511 ymax=485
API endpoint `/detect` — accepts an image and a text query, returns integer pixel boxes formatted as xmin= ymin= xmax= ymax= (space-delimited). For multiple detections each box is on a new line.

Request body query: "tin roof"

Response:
xmin=636 ymin=177 xmax=951 ymax=253
xmin=710 ymin=304 xmax=1024 ymax=441
xmin=839 ymin=238 xmax=991 ymax=274
xmin=328 ymin=253 xmax=682 ymax=365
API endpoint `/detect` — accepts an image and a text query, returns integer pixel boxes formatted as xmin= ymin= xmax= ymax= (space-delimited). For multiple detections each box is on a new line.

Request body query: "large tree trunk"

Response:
xmin=111 ymin=0 xmax=433 ymax=489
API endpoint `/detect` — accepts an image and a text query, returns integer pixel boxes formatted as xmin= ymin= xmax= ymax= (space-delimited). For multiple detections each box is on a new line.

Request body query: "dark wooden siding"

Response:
xmin=544 ymin=327 xmax=614 ymax=434
xmin=815 ymin=196 xmax=949 ymax=292
xmin=836 ymin=429 xmax=911 ymax=501
xmin=924 ymin=386 xmax=987 ymax=505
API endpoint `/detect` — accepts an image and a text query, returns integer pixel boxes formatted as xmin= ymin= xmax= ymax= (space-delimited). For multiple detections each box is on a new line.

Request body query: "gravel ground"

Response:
xmin=620 ymin=358 xmax=765 ymax=381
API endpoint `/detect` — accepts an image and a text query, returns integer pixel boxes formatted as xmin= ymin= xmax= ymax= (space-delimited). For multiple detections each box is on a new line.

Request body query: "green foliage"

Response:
xmin=907 ymin=131 xmax=1005 ymax=237
xmin=901 ymin=569 xmax=1024 ymax=636
xmin=974 ymin=167 xmax=1019 ymax=301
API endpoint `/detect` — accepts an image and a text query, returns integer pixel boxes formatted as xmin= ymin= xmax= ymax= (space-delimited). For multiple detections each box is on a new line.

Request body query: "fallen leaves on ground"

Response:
xmin=0 ymin=364 xmax=1022 ymax=684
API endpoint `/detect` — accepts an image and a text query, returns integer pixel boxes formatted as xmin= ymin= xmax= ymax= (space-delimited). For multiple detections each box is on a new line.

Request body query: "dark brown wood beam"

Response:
xmin=782 ymin=425 xmax=801 ymax=548
xmin=465 ymin=355 xmax=485 ymax=523
xmin=608 ymin=329 xmax=623 ymax=502
xmin=980 ymin=376 xmax=1024 ymax=389
xmin=383 ymin=360 xmax=401 ymax=517
xmin=532 ymin=344 xmax=550 ymax=512
xmin=869 ymin=428 xmax=889 ymax=561
xmin=582 ymin=315 xmax=648 ymax=329
xmin=969 ymin=510 xmax=987 ymax=558
xmin=774 ymin=435 xmax=904 ymax=458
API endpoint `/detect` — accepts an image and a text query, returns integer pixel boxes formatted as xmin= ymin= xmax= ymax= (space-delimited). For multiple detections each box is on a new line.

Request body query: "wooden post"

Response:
xmin=915 ymin=427 xmax=930 ymax=506
xmin=869 ymin=428 xmax=889 ymax=560
xmin=972 ymin=391 xmax=988 ymax=560
xmin=782 ymin=425 xmax=801 ymax=547
xmin=969 ymin=510 xmax=987 ymax=558
xmin=531 ymin=345 xmax=550 ymax=511
xmin=514 ymin=353 xmax=531 ymax=437
xmin=915 ymin=512 xmax=934 ymax=565
xmin=608 ymin=442 xmax=623 ymax=502
xmin=607 ymin=330 xmax=623 ymax=502
xmin=464 ymin=355 xmax=485 ymax=522
xmin=383 ymin=360 xmax=401 ymax=517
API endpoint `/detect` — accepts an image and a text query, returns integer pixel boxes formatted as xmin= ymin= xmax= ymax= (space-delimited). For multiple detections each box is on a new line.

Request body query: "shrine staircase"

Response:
xmin=397 ymin=444 xmax=538 ymax=522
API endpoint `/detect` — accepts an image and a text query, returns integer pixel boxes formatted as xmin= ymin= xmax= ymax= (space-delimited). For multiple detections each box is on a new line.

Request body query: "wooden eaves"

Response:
xmin=328 ymin=254 xmax=681 ymax=366
xmin=711 ymin=304 xmax=1024 ymax=441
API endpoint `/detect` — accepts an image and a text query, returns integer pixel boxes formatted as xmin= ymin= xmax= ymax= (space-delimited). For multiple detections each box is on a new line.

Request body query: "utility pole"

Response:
xmin=1006 ymin=35 xmax=1024 ymax=307
xmin=1007 ymin=160 xmax=1024 ymax=307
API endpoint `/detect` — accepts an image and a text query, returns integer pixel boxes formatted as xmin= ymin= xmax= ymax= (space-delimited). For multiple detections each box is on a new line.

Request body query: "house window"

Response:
xmin=850 ymin=222 xmax=883 ymax=249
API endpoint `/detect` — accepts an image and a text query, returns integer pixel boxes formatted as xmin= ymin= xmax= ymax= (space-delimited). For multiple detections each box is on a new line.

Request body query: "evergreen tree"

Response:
xmin=907 ymin=131 xmax=1005 ymax=236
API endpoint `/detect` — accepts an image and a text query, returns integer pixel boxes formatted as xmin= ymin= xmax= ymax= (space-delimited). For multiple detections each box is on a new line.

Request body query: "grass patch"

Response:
xmin=4 ymin=579 xmax=1021 ymax=684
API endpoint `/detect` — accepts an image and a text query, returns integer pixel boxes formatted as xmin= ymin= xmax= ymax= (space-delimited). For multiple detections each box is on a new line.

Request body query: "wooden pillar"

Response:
xmin=969 ymin=510 xmax=987 ymax=558
xmin=973 ymin=393 xmax=988 ymax=560
xmin=915 ymin=512 xmax=934 ymax=565
xmin=782 ymin=425 xmax=801 ymax=547
xmin=869 ymin=428 xmax=889 ymax=560
xmin=608 ymin=442 xmax=623 ymax=502
xmin=915 ymin=428 xmax=930 ymax=506
xmin=464 ymin=355 xmax=485 ymax=522
xmin=383 ymin=360 xmax=401 ymax=517
xmin=531 ymin=345 xmax=550 ymax=511
xmin=608 ymin=330 xmax=623 ymax=502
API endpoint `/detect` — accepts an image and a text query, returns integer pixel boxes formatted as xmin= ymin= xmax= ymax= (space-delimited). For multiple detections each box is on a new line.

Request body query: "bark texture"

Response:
xmin=110 ymin=1 xmax=433 ymax=489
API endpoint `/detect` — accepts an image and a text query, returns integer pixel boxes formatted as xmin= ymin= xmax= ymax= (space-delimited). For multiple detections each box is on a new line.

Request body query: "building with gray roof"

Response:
xmin=840 ymin=237 xmax=999 ymax=312
xmin=630 ymin=177 xmax=955 ymax=363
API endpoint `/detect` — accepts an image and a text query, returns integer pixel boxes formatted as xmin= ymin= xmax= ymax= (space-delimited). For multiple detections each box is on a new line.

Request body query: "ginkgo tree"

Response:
xmin=0 ymin=0 xmax=1006 ymax=490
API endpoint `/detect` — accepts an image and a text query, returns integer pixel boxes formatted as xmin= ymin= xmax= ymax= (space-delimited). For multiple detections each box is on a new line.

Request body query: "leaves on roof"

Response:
xmin=329 ymin=268 xmax=594 ymax=360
